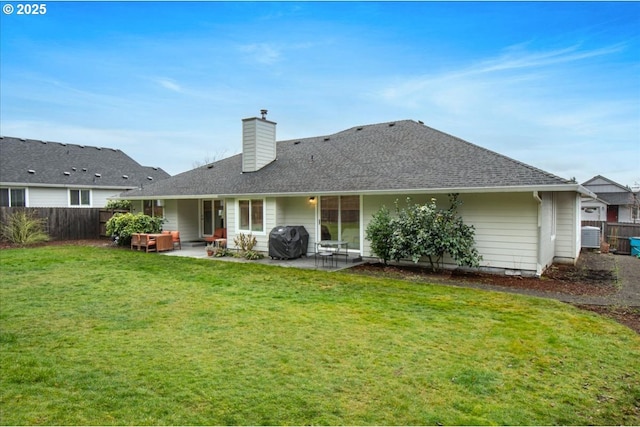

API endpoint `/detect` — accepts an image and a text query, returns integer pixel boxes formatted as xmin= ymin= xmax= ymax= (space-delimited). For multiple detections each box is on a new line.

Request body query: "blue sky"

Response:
xmin=1 ymin=1 xmax=639 ymax=188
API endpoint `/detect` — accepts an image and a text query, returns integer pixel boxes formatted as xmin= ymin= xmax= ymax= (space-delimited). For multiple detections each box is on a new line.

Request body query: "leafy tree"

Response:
xmin=367 ymin=195 xmax=482 ymax=271
xmin=105 ymin=212 xmax=163 ymax=246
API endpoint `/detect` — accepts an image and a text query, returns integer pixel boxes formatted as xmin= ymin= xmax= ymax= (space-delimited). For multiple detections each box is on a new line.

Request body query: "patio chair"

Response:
xmin=170 ymin=231 xmax=182 ymax=250
xmin=131 ymin=233 xmax=141 ymax=250
xmin=213 ymin=228 xmax=227 ymax=248
xmin=139 ymin=234 xmax=157 ymax=253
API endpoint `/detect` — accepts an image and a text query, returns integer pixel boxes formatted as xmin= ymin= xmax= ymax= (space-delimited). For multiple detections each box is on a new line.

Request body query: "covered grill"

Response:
xmin=269 ymin=225 xmax=309 ymax=259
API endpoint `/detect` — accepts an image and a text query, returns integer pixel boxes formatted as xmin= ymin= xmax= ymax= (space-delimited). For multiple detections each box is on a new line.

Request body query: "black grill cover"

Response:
xmin=269 ymin=225 xmax=309 ymax=259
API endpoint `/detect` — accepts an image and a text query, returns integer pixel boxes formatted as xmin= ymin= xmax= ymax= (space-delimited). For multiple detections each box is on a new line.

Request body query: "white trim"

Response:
xmin=68 ymin=188 xmax=92 ymax=207
xmin=119 ymin=184 xmax=593 ymax=201
xmin=235 ymin=197 xmax=267 ymax=235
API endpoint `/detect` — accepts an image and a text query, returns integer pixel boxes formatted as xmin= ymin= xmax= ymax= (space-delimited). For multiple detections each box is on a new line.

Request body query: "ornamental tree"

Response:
xmin=367 ymin=194 xmax=482 ymax=271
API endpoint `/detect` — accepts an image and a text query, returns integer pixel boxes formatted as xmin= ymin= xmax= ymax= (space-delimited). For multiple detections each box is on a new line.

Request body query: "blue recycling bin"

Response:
xmin=630 ymin=237 xmax=640 ymax=257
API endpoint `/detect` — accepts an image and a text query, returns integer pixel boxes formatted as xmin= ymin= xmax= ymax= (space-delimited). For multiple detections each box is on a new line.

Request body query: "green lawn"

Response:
xmin=1 ymin=245 xmax=639 ymax=425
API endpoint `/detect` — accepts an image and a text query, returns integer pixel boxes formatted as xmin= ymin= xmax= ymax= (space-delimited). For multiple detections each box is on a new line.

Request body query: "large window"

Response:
xmin=143 ymin=200 xmax=164 ymax=217
xmin=70 ymin=189 xmax=91 ymax=206
xmin=238 ymin=199 xmax=264 ymax=232
xmin=320 ymin=195 xmax=360 ymax=250
xmin=0 ymin=188 xmax=26 ymax=207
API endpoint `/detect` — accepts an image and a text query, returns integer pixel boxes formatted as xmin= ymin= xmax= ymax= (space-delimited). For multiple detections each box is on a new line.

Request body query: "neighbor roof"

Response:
xmin=0 ymin=136 xmax=170 ymax=188
xmin=120 ymin=120 xmax=578 ymax=198
xmin=595 ymin=192 xmax=636 ymax=206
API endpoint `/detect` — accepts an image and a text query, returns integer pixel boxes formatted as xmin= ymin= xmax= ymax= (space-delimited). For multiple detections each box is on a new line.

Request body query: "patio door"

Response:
xmin=202 ymin=200 xmax=225 ymax=236
xmin=319 ymin=195 xmax=360 ymax=251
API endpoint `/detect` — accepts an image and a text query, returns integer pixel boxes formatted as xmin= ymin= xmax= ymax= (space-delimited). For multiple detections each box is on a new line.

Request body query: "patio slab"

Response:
xmin=160 ymin=246 xmax=363 ymax=272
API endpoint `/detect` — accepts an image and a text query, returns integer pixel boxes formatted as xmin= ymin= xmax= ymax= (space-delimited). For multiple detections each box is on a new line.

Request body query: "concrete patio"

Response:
xmin=160 ymin=242 xmax=364 ymax=272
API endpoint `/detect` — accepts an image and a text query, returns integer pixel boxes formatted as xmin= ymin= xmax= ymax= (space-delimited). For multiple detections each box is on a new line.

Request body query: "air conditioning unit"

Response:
xmin=581 ymin=226 xmax=601 ymax=249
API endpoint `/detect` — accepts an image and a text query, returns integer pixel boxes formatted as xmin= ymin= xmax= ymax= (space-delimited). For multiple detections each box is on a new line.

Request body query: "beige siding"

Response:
xmin=27 ymin=187 xmax=120 ymax=208
xmin=28 ymin=187 xmax=68 ymax=207
xmin=555 ymin=192 xmax=580 ymax=262
xmin=227 ymin=197 xmax=274 ymax=252
xmin=92 ymin=190 xmax=122 ymax=207
xmin=162 ymin=199 xmax=179 ymax=231
xmin=276 ymin=197 xmax=318 ymax=254
xmin=363 ymin=192 xmax=540 ymax=273
xmin=242 ymin=118 xmax=276 ymax=172
xmin=176 ymin=199 xmax=200 ymax=242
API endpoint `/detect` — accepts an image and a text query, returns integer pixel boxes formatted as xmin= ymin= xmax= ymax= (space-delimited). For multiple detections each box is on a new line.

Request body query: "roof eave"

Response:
xmin=117 ymin=184 xmax=592 ymax=200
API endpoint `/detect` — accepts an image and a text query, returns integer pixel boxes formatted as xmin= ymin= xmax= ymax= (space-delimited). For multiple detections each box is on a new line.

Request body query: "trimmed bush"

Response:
xmin=105 ymin=212 xmax=163 ymax=246
xmin=104 ymin=199 xmax=132 ymax=211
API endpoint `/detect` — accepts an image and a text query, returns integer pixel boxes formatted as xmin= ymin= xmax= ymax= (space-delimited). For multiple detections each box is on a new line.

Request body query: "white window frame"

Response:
xmin=0 ymin=187 xmax=27 ymax=207
xmin=236 ymin=198 xmax=266 ymax=234
xmin=69 ymin=189 xmax=91 ymax=207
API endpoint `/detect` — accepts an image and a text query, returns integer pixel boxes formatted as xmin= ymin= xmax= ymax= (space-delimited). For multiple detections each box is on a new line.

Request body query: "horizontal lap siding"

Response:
xmin=176 ymin=199 xmax=199 ymax=242
xmin=459 ymin=193 xmax=538 ymax=272
xmin=28 ymin=187 xmax=68 ymax=207
xmin=277 ymin=197 xmax=317 ymax=254
xmin=555 ymin=192 xmax=579 ymax=261
xmin=363 ymin=193 xmax=539 ymax=272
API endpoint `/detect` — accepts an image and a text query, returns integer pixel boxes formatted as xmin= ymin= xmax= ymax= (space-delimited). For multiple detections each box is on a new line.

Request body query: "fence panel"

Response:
xmin=581 ymin=220 xmax=640 ymax=255
xmin=0 ymin=207 xmax=102 ymax=241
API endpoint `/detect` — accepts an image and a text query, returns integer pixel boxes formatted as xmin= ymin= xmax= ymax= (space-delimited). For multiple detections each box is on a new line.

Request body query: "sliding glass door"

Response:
xmin=202 ymin=200 xmax=225 ymax=236
xmin=319 ymin=195 xmax=360 ymax=251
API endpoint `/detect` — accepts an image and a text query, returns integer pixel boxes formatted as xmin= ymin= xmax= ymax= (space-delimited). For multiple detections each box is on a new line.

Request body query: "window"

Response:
xmin=320 ymin=195 xmax=360 ymax=250
xmin=238 ymin=199 xmax=264 ymax=232
xmin=143 ymin=200 xmax=164 ymax=218
xmin=70 ymin=189 xmax=91 ymax=206
xmin=0 ymin=188 xmax=26 ymax=207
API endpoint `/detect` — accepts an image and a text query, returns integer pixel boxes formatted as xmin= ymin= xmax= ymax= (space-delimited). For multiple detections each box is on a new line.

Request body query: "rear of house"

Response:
xmin=120 ymin=114 xmax=591 ymax=276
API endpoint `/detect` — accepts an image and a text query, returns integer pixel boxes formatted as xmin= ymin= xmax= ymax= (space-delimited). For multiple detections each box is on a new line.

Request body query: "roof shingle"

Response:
xmin=0 ymin=136 xmax=170 ymax=188
xmin=120 ymin=120 xmax=572 ymax=198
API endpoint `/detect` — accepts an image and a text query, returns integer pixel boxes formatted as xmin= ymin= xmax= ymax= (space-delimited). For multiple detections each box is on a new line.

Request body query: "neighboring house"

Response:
xmin=119 ymin=114 xmax=594 ymax=276
xmin=582 ymin=175 xmax=639 ymax=223
xmin=0 ymin=136 xmax=170 ymax=209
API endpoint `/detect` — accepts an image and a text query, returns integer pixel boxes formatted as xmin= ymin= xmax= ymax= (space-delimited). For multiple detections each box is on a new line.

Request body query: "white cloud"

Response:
xmin=239 ymin=43 xmax=281 ymax=65
xmin=154 ymin=78 xmax=183 ymax=93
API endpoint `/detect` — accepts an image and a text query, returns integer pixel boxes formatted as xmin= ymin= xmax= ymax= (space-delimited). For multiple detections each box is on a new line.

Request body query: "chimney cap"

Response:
xmin=260 ymin=109 xmax=268 ymax=119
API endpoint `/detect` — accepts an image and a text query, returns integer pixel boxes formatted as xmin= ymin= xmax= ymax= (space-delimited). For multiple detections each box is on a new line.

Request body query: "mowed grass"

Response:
xmin=1 ymin=246 xmax=639 ymax=425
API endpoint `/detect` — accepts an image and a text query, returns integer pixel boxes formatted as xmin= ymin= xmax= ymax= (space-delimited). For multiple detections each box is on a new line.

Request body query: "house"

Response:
xmin=119 ymin=113 xmax=595 ymax=276
xmin=0 ymin=136 xmax=170 ymax=209
xmin=582 ymin=175 xmax=639 ymax=223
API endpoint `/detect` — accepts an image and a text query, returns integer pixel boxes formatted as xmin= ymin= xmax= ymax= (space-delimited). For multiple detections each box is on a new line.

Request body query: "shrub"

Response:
xmin=1 ymin=210 xmax=50 ymax=245
xmin=365 ymin=205 xmax=394 ymax=265
xmin=105 ymin=212 xmax=163 ymax=246
xmin=368 ymin=195 xmax=482 ymax=271
xmin=104 ymin=199 xmax=132 ymax=211
xmin=233 ymin=233 xmax=264 ymax=260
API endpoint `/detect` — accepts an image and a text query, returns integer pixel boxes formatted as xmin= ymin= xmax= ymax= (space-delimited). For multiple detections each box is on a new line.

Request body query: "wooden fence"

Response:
xmin=581 ymin=220 xmax=640 ymax=255
xmin=0 ymin=207 xmax=104 ymax=241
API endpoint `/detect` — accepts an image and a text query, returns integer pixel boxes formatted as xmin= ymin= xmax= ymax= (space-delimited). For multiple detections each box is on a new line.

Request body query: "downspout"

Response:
xmin=533 ymin=191 xmax=543 ymax=277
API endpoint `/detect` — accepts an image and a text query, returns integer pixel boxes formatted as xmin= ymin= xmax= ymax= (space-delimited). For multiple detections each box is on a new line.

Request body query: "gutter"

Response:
xmin=533 ymin=191 xmax=543 ymax=277
xmin=116 ymin=183 xmax=596 ymax=201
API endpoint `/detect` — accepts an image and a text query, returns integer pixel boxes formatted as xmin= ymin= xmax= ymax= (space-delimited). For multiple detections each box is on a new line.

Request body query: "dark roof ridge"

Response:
xmin=1 ymin=135 xmax=122 ymax=152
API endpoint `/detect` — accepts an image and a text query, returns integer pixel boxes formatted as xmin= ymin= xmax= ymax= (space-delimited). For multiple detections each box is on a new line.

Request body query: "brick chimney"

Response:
xmin=242 ymin=110 xmax=276 ymax=172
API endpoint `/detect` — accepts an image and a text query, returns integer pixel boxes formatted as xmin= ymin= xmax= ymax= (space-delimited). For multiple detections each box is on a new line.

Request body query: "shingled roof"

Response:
xmin=120 ymin=120 xmax=576 ymax=198
xmin=0 ymin=136 xmax=170 ymax=188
